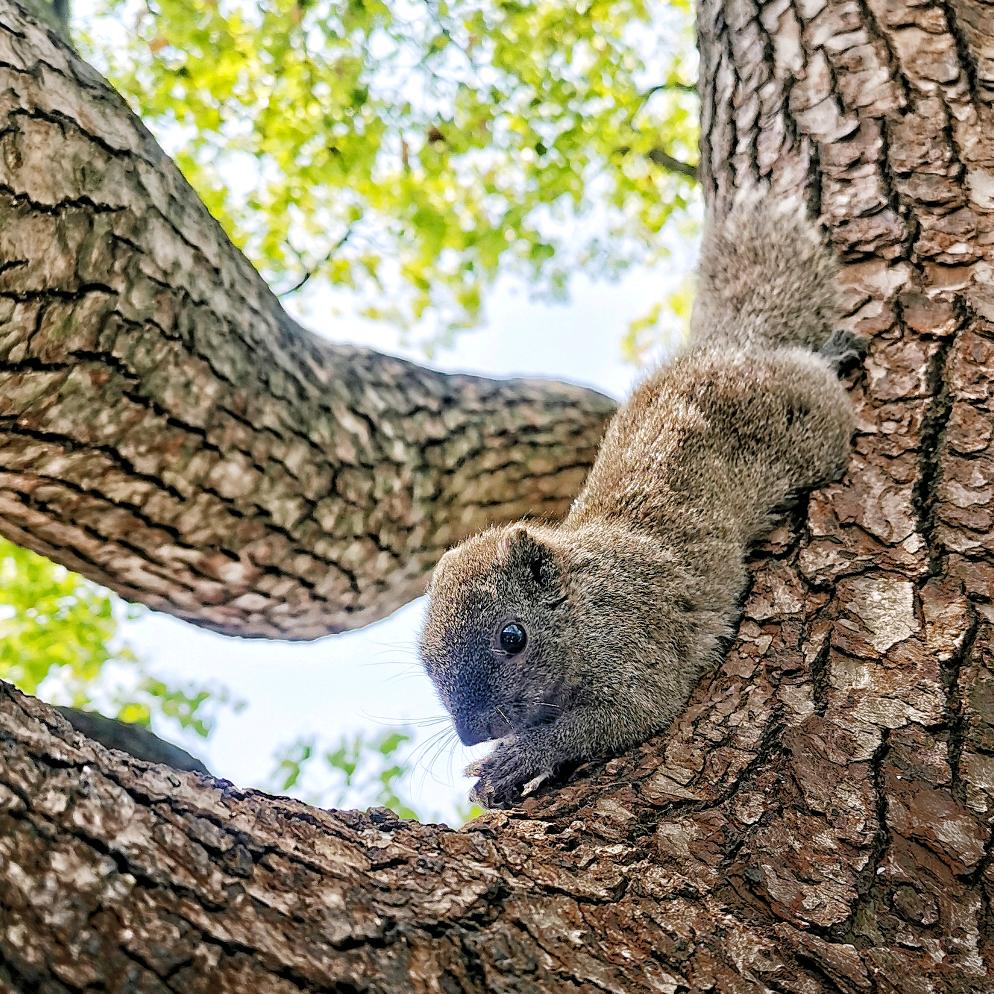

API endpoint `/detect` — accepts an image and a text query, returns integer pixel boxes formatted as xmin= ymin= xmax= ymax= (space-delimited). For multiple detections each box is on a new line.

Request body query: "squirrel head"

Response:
xmin=419 ymin=523 xmax=573 ymax=746
xmin=419 ymin=521 xmax=692 ymax=747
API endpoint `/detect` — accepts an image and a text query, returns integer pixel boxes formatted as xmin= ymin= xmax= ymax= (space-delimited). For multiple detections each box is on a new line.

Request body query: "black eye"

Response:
xmin=499 ymin=622 xmax=527 ymax=654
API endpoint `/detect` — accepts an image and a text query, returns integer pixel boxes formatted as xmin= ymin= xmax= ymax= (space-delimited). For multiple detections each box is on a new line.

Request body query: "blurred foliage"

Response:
xmin=619 ymin=272 xmax=694 ymax=364
xmin=0 ymin=539 xmax=236 ymax=739
xmin=0 ymin=539 xmax=135 ymax=698
xmin=268 ymin=726 xmax=483 ymax=824
xmin=78 ymin=0 xmax=700 ymax=349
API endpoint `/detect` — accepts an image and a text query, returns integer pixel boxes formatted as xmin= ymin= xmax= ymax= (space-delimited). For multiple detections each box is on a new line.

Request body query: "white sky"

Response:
xmin=124 ymin=259 xmax=695 ymax=824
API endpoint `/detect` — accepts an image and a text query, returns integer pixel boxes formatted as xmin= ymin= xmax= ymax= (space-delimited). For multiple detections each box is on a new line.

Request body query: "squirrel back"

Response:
xmin=690 ymin=192 xmax=840 ymax=353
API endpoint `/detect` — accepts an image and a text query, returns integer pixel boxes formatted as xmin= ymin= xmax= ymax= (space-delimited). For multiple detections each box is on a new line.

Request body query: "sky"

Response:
xmin=123 ymin=259 xmax=694 ymax=824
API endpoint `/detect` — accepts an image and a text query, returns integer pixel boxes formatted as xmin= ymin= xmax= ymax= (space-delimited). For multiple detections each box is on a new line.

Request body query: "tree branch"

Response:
xmin=278 ymin=225 xmax=355 ymax=297
xmin=0 ymin=1 xmax=615 ymax=639
xmin=1 ymin=1 xmax=993 ymax=991
xmin=641 ymin=81 xmax=698 ymax=97
xmin=54 ymin=706 xmax=210 ymax=774
xmin=646 ymin=145 xmax=699 ymax=179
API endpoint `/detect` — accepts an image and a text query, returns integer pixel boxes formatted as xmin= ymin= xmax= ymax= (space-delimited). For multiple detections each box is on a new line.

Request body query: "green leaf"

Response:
xmin=0 ymin=540 xmax=238 ymax=750
xmin=266 ymin=725 xmax=468 ymax=824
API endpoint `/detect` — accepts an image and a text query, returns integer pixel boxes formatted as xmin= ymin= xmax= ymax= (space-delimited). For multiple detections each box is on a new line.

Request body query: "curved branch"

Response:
xmin=0 ymin=2 xmax=615 ymax=638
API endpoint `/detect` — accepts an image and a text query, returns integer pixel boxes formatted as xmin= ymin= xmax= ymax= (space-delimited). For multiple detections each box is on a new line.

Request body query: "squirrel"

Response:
xmin=418 ymin=190 xmax=856 ymax=807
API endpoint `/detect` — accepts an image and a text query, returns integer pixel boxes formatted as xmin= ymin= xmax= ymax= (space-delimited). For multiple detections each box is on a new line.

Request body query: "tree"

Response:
xmin=0 ymin=0 xmax=614 ymax=638
xmin=2 ymin=0 xmax=696 ymax=797
xmin=2 ymin=1 xmax=993 ymax=991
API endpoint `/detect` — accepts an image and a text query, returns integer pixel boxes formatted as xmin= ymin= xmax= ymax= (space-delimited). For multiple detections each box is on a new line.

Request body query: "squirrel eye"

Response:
xmin=498 ymin=622 xmax=527 ymax=654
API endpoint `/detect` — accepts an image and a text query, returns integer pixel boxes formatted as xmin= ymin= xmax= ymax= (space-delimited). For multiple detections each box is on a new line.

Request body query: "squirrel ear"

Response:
xmin=503 ymin=526 xmax=560 ymax=588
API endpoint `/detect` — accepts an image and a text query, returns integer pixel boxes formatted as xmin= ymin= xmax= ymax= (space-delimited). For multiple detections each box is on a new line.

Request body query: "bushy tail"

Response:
xmin=690 ymin=189 xmax=841 ymax=353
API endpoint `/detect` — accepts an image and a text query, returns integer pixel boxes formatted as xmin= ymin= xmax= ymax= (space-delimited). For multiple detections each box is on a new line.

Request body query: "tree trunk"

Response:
xmin=1 ymin=0 xmax=993 ymax=991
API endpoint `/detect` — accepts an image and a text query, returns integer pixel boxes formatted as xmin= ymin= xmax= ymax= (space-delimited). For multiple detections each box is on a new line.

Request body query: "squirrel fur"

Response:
xmin=418 ymin=190 xmax=855 ymax=807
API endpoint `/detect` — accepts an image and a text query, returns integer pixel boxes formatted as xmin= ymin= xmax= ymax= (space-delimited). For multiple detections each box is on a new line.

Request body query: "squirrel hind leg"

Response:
xmin=773 ymin=354 xmax=856 ymax=491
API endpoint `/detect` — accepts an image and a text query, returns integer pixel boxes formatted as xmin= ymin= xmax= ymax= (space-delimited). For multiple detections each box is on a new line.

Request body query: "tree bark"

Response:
xmin=1 ymin=0 xmax=993 ymax=992
xmin=0 ymin=2 xmax=615 ymax=639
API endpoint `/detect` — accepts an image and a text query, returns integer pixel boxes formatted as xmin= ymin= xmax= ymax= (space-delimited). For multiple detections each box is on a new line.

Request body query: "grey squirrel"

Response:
xmin=418 ymin=191 xmax=855 ymax=807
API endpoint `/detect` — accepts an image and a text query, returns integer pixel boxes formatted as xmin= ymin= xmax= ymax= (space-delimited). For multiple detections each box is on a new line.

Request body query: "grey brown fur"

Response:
xmin=419 ymin=192 xmax=855 ymax=807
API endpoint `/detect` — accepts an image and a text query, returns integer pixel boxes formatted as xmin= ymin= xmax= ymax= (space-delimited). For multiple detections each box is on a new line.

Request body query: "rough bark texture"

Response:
xmin=1 ymin=0 xmax=994 ymax=992
xmin=0 ymin=2 xmax=615 ymax=639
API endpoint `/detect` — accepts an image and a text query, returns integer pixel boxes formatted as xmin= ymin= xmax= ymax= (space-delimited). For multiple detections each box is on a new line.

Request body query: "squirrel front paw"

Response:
xmin=466 ymin=738 xmax=552 ymax=808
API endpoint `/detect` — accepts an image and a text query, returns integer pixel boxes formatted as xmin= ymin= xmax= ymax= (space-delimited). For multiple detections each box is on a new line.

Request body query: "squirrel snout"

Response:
xmin=454 ymin=713 xmax=492 ymax=747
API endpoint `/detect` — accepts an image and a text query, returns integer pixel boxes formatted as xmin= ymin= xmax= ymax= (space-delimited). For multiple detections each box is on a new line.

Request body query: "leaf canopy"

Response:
xmin=81 ymin=0 xmax=699 ymax=345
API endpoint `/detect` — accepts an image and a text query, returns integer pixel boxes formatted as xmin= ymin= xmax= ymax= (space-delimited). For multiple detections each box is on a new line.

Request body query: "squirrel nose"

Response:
xmin=454 ymin=715 xmax=488 ymax=746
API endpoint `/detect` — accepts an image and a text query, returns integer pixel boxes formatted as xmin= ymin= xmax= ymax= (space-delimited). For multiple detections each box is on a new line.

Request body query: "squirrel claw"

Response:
xmin=463 ymin=757 xmax=487 ymax=779
xmin=467 ymin=739 xmax=543 ymax=808
xmin=469 ymin=776 xmax=520 ymax=809
xmin=822 ymin=328 xmax=868 ymax=371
